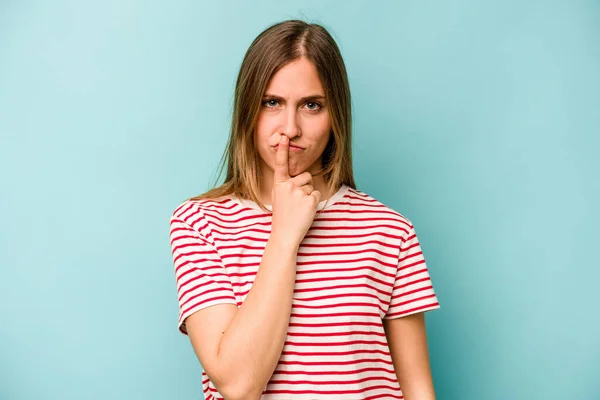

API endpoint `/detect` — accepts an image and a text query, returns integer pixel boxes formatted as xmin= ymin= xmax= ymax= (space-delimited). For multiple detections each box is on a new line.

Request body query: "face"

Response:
xmin=254 ymin=57 xmax=331 ymax=179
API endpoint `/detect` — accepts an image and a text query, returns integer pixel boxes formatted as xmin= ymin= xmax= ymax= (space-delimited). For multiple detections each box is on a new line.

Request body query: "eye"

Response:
xmin=262 ymin=99 xmax=279 ymax=108
xmin=305 ymin=101 xmax=322 ymax=112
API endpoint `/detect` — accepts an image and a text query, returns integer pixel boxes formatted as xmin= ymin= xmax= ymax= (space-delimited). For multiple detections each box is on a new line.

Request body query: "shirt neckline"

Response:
xmin=230 ymin=183 xmax=350 ymax=213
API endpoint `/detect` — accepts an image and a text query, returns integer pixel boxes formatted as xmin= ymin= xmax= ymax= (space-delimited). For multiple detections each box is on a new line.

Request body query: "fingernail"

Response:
xmin=281 ymin=136 xmax=288 ymax=143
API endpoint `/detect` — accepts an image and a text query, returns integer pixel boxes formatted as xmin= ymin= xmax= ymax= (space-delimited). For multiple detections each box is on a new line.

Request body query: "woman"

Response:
xmin=169 ymin=19 xmax=441 ymax=400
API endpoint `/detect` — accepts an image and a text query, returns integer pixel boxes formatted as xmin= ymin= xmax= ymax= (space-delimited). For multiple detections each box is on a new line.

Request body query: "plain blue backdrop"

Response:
xmin=1 ymin=1 xmax=598 ymax=399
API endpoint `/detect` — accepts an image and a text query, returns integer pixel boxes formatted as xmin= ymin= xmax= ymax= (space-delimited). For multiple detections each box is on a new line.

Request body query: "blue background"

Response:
xmin=1 ymin=1 xmax=598 ymax=399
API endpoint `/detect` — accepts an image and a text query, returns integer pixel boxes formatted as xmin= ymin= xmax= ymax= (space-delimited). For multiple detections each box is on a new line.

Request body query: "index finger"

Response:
xmin=274 ymin=135 xmax=290 ymax=183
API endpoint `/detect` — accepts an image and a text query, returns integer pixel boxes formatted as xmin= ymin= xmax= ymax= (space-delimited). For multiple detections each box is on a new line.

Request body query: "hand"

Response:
xmin=270 ymin=135 xmax=321 ymax=248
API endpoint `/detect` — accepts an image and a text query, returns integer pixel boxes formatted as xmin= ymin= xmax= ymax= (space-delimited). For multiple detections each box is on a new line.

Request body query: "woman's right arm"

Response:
xmin=185 ymin=234 xmax=299 ymax=400
xmin=185 ymin=135 xmax=321 ymax=400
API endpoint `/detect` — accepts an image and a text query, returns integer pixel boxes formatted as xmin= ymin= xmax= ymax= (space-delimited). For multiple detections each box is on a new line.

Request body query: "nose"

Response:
xmin=280 ymin=107 xmax=300 ymax=139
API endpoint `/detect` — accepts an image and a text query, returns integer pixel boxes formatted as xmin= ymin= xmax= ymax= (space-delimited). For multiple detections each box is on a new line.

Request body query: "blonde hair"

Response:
xmin=190 ymin=19 xmax=356 ymax=212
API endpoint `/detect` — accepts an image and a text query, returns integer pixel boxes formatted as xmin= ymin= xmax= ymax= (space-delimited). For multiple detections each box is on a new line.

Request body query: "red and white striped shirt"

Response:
xmin=169 ymin=184 xmax=440 ymax=399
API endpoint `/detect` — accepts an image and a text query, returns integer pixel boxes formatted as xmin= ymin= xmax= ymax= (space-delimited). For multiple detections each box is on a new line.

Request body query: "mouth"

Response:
xmin=273 ymin=143 xmax=304 ymax=150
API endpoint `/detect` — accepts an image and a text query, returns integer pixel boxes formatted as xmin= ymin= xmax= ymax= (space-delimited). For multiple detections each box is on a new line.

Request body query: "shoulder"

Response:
xmin=171 ymin=195 xmax=236 ymax=226
xmin=345 ymin=186 xmax=414 ymax=230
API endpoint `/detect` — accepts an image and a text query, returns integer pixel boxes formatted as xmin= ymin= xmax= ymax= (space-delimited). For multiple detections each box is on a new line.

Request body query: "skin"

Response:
xmin=254 ymin=56 xmax=334 ymax=204
xmin=384 ymin=313 xmax=437 ymax=399
xmin=254 ymin=56 xmax=437 ymax=399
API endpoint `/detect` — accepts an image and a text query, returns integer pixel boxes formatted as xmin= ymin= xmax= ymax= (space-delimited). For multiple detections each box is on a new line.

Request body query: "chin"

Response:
xmin=287 ymin=166 xmax=303 ymax=177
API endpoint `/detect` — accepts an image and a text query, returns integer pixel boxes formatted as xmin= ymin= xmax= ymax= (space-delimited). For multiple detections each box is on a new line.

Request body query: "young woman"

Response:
xmin=169 ymin=19 xmax=441 ymax=400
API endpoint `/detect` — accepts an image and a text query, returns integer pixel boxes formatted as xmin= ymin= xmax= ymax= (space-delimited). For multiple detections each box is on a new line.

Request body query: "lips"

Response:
xmin=273 ymin=143 xmax=304 ymax=150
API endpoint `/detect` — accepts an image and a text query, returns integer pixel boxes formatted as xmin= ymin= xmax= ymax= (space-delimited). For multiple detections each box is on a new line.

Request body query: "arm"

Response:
xmin=184 ymin=235 xmax=299 ymax=400
xmin=383 ymin=312 xmax=436 ymax=400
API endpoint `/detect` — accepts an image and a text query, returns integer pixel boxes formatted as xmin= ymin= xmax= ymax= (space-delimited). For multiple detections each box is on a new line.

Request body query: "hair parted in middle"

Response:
xmin=190 ymin=19 xmax=356 ymax=212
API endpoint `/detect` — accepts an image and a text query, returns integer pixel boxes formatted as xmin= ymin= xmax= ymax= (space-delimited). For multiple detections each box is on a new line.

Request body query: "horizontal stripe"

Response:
xmin=169 ymin=184 xmax=440 ymax=399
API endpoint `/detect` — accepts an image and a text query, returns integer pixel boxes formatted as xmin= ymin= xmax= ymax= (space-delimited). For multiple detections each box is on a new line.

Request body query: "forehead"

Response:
xmin=265 ymin=58 xmax=324 ymax=96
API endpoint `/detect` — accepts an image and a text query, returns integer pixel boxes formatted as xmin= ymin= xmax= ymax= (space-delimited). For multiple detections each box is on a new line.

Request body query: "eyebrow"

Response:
xmin=263 ymin=93 xmax=326 ymax=103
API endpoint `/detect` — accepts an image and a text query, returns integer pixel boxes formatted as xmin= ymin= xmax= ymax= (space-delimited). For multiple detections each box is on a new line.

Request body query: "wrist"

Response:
xmin=268 ymin=234 xmax=300 ymax=252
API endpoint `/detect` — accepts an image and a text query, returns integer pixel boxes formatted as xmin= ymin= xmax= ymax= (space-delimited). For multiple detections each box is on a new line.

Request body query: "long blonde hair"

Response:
xmin=190 ymin=19 xmax=356 ymax=212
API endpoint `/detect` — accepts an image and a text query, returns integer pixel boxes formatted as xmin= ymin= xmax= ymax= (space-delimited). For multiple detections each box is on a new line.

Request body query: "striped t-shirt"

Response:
xmin=169 ymin=183 xmax=440 ymax=399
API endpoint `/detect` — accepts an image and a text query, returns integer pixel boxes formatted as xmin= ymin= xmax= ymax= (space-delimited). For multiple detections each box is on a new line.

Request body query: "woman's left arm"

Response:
xmin=382 ymin=312 xmax=436 ymax=400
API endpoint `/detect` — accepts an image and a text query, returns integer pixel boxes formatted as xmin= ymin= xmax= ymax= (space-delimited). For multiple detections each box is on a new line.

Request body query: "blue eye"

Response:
xmin=262 ymin=99 xmax=279 ymax=108
xmin=261 ymin=99 xmax=323 ymax=112
xmin=306 ymin=102 xmax=321 ymax=111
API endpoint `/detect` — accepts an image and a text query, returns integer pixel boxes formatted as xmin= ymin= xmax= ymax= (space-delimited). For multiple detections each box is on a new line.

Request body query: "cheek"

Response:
xmin=254 ymin=119 xmax=272 ymax=146
xmin=313 ymin=117 xmax=332 ymax=146
xmin=315 ymin=115 xmax=332 ymax=145
xmin=255 ymin=113 xmax=276 ymax=134
xmin=308 ymin=112 xmax=330 ymax=130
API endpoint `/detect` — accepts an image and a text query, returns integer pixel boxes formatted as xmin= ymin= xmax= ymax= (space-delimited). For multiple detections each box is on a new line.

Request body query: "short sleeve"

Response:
xmin=169 ymin=215 xmax=238 ymax=335
xmin=383 ymin=222 xmax=440 ymax=319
